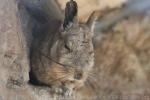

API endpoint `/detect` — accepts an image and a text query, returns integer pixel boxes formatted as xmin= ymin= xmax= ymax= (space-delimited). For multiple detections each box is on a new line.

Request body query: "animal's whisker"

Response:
xmin=85 ymin=77 xmax=99 ymax=90
xmin=86 ymin=74 xmax=100 ymax=88
xmin=50 ymin=75 xmax=70 ymax=83
xmin=52 ymin=71 xmax=67 ymax=73
xmin=88 ymin=71 xmax=97 ymax=77
xmin=87 ymin=72 xmax=98 ymax=80
xmin=85 ymin=80 xmax=91 ymax=88
xmin=55 ymin=70 xmax=74 ymax=75
xmin=88 ymin=76 xmax=99 ymax=85
xmin=85 ymin=80 xmax=98 ymax=91
xmin=88 ymin=74 xmax=97 ymax=80
xmin=52 ymin=71 xmax=74 ymax=80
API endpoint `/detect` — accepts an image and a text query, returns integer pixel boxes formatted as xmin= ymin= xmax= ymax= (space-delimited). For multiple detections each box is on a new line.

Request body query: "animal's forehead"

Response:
xmin=64 ymin=25 xmax=91 ymax=35
xmin=59 ymin=25 xmax=94 ymax=70
xmin=65 ymin=27 xmax=92 ymax=42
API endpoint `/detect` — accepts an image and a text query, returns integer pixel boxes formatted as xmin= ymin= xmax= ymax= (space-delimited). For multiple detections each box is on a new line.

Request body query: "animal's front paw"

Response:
xmin=62 ymin=86 xmax=73 ymax=97
xmin=51 ymin=86 xmax=73 ymax=96
xmin=51 ymin=86 xmax=63 ymax=95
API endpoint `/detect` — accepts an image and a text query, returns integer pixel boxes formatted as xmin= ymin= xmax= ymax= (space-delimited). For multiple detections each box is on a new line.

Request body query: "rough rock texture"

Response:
xmin=0 ymin=0 xmax=30 ymax=99
xmin=0 ymin=0 xmax=61 ymax=100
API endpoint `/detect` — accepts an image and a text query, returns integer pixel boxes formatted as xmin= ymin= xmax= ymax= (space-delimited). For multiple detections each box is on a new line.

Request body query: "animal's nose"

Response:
xmin=74 ymin=72 xmax=83 ymax=80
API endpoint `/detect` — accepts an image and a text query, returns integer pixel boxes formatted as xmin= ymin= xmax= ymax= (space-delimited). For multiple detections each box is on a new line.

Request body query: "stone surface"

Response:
xmin=0 ymin=0 xmax=59 ymax=100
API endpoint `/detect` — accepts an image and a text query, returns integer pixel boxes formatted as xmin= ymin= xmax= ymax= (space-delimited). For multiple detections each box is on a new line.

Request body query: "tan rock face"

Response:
xmin=57 ymin=0 xmax=127 ymax=23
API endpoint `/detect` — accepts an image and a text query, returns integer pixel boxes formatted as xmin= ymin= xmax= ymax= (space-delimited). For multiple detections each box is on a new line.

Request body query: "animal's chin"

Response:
xmin=59 ymin=78 xmax=85 ymax=90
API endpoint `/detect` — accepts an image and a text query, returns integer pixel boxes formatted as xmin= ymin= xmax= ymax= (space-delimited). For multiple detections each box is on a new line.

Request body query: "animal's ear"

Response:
xmin=87 ymin=10 xmax=119 ymax=47
xmin=87 ymin=11 xmax=108 ymax=41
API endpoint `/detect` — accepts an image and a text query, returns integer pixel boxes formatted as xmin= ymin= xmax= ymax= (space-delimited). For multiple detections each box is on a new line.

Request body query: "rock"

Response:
xmin=0 ymin=0 xmax=61 ymax=99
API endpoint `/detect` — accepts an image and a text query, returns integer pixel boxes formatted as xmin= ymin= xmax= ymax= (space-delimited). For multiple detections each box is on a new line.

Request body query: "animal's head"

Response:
xmin=50 ymin=25 xmax=94 ymax=91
